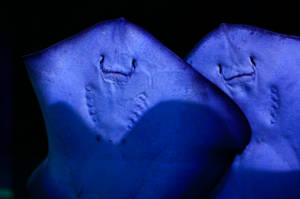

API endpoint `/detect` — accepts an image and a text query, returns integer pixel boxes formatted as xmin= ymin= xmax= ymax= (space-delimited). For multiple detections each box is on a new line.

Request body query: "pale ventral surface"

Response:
xmin=23 ymin=19 xmax=250 ymax=199
xmin=186 ymin=23 xmax=300 ymax=199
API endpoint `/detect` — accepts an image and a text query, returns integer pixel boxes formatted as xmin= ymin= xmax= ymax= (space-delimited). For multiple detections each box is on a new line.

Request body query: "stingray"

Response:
xmin=23 ymin=18 xmax=250 ymax=199
xmin=186 ymin=23 xmax=300 ymax=198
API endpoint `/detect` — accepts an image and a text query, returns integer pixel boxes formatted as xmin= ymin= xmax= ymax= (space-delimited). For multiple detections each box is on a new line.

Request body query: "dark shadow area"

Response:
xmin=120 ymin=100 xmax=243 ymax=199
xmin=29 ymin=100 xmax=243 ymax=199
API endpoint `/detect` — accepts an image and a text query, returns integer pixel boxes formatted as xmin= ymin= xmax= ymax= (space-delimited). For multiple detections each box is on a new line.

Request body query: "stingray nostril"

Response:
xmin=218 ymin=64 xmax=223 ymax=74
xmin=129 ymin=59 xmax=137 ymax=76
xmin=99 ymin=55 xmax=105 ymax=65
xmin=132 ymin=59 xmax=137 ymax=70
xmin=250 ymin=56 xmax=256 ymax=67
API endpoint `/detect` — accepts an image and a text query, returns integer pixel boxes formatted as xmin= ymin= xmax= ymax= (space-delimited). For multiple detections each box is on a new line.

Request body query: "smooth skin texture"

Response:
xmin=186 ymin=23 xmax=300 ymax=199
xmin=24 ymin=18 xmax=250 ymax=199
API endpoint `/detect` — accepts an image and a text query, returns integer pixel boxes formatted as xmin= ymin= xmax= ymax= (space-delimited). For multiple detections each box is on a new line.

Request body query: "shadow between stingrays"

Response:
xmin=32 ymin=100 xmax=246 ymax=199
xmin=118 ymin=100 xmax=246 ymax=199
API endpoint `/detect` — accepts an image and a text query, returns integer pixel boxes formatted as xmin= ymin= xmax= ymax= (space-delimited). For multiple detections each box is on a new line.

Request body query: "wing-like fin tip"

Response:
xmin=22 ymin=41 xmax=59 ymax=71
xmin=22 ymin=46 xmax=60 ymax=79
xmin=22 ymin=50 xmax=42 ymax=71
xmin=22 ymin=51 xmax=38 ymax=63
xmin=22 ymin=48 xmax=51 ymax=76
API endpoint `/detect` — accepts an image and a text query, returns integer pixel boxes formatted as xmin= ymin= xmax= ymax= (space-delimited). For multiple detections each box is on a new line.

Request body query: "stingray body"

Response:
xmin=186 ymin=24 xmax=300 ymax=198
xmin=24 ymin=19 xmax=249 ymax=199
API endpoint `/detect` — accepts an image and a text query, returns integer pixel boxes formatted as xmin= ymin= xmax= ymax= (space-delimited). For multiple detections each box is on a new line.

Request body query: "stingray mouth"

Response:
xmin=218 ymin=56 xmax=256 ymax=83
xmin=223 ymin=71 xmax=255 ymax=81
xmin=101 ymin=64 xmax=135 ymax=76
xmin=99 ymin=55 xmax=137 ymax=80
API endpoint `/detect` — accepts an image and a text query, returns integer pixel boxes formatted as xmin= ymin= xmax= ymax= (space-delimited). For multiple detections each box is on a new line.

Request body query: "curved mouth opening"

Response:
xmin=218 ymin=56 xmax=256 ymax=82
xmin=101 ymin=64 xmax=135 ymax=77
xmin=223 ymin=71 xmax=255 ymax=81
xmin=99 ymin=55 xmax=137 ymax=77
